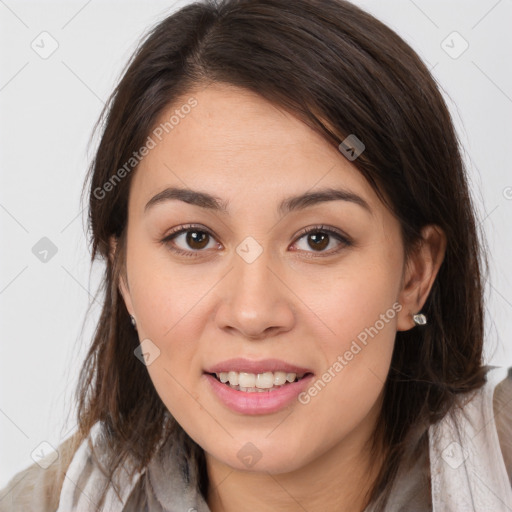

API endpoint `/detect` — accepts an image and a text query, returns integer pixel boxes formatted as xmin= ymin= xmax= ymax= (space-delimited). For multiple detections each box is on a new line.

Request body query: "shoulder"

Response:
xmin=0 ymin=432 xmax=81 ymax=512
xmin=453 ymin=364 xmax=512 ymax=484
xmin=426 ymin=365 xmax=512 ymax=511
xmin=493 ymin=366 xmax=512 ymax=484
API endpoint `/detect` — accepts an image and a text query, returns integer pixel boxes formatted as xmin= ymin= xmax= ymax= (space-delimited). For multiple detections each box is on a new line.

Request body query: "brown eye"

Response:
xmin=293 ymin=225 xmax=352 ymax=256
xmin=184 ymin=230 xmax=210 ymax=250
xmin=162 ymin=225 xmax=218 ymax=257
xmin=306 ymin=232 xmax=330 ymax=251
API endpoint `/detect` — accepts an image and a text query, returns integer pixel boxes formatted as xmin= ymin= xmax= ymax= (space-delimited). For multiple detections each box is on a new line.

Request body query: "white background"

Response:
xmin=1 ymin=0 xmax=511 ymax=491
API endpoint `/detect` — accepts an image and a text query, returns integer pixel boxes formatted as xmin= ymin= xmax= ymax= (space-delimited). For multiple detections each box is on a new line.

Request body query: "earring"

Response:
xmin=130 ymin=315 xmax=137 ymax=330
xmin=413 ymin=313 xmax=427 ymax=326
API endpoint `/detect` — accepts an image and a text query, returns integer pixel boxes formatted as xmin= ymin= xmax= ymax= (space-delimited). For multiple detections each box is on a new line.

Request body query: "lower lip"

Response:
xmin=204 ymin=373 xmax=315 ymax=415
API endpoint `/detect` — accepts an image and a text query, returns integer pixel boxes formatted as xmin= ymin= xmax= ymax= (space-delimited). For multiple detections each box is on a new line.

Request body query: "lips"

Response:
xmin=204 ymin=372 xmax=316 ymax=414
xmin=203 ymin=357 xmax=315 ymax=414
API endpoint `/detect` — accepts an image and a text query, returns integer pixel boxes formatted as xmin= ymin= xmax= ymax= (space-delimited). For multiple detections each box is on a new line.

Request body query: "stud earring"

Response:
xmin=130 ymin=315 xmax=137 ymax=330
xmin=413 ymin=313 xmax=427 ymax=326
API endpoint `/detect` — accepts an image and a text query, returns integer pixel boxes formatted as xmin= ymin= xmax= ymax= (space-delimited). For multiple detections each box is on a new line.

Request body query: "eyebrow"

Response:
xmin=144 ymin=186 xmax=373 ymax=216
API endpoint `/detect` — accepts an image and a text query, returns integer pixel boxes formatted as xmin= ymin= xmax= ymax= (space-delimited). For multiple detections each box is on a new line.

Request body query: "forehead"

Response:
xmin=129 ymin=83 xmax=380 ymax=216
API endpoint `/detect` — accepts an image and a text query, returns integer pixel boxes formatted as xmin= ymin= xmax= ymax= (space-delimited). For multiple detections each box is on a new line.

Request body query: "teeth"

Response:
xmin=228 ymin=371 xmax=239 ymax=386
xmin=239 ymin=386 xmax=274 ymax=393
xmin=273 ymin=371 xmax=287 ymax=385
xmin=255 ymin=372 xmax=274 ymax=389
xmin=216 ymin=370 xmax=305 ymax=389
xmin=238 ymin=372 xmax=256 ymax=388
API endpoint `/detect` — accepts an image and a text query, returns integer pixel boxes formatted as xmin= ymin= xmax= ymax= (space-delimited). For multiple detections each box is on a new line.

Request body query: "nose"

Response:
xmin=214 ymin=244 xmax=296 ymax=340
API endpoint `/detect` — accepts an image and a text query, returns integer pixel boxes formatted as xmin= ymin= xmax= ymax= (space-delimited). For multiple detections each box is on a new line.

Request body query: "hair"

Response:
xmin=75 ymin=0 xmax=488 ymax=509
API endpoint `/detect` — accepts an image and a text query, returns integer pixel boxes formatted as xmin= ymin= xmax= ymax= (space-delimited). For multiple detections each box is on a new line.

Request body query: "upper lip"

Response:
xmin=204 ymin=358 xmax=313 ymax=375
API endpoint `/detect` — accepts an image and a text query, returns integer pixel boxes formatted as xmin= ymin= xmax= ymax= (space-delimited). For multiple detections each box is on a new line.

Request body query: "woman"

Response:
xmin=1 ymin=0 xmax=511 ymax=510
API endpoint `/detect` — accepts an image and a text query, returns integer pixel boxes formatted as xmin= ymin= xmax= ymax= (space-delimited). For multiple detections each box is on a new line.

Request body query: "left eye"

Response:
xmin=161 ymin=224 xmax=351 ymax=257
xmin=293 ymin=227 xmax=350 ymax=254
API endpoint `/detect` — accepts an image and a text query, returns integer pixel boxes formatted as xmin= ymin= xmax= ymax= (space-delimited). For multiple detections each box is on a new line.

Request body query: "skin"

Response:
xmin=112 ymin=82 xmax=446 ymax=511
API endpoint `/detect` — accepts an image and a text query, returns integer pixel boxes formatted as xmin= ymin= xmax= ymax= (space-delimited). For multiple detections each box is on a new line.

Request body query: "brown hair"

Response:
xmin=76 ymin=0 xmax=488 ymax=508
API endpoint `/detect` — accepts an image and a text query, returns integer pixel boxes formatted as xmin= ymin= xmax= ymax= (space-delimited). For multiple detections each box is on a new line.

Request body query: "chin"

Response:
xmin=208 ymin=438 xmax=310 ymax=475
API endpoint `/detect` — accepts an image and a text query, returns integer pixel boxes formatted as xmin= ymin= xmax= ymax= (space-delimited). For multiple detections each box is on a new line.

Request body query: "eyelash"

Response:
xmin=160 ymin=223 xmax=352 ymax=259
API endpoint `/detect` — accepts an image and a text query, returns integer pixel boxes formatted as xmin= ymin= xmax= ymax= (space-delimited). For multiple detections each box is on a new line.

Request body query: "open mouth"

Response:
xmin=207 ymin=371 xmax=314 ymax=393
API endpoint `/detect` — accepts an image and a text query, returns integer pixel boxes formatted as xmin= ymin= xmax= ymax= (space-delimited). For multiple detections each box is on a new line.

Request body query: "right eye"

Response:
xmin=161 ymin=224 xmax=221 ymax=257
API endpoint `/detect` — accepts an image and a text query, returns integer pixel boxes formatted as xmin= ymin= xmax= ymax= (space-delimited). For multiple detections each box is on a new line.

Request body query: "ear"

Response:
xmin=109 ymin=235 xmax=135 ymax=317
xmin=396 ymin=225 xmax=446 ymax=331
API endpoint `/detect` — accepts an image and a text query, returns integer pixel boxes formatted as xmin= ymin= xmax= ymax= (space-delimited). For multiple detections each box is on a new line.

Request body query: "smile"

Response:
xmin=211 ymin=371 xmax=308 ymax=392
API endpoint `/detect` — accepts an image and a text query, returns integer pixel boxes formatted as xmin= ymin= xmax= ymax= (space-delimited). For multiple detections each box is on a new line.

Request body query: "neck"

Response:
xmin=205 ymin=405 xmax=385 ymax=512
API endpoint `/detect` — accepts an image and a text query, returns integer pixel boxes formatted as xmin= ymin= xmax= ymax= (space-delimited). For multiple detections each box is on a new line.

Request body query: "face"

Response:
xmin=115 ymin=82 xmax=437 ymax=474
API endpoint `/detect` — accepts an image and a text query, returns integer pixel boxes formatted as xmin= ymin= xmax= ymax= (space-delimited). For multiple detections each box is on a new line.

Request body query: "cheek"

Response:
xmin=304 ymin=246 xmax=402 ymax=397
xmin=125 ymin=239 xmax=216 ymax=384
xmin=295 ymin=278 xmax=399 ymax=457
xmin=127 ymin=239 xmax=208 ymax=338
xmin=309 ymin=246 xmax=401 ymax=344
